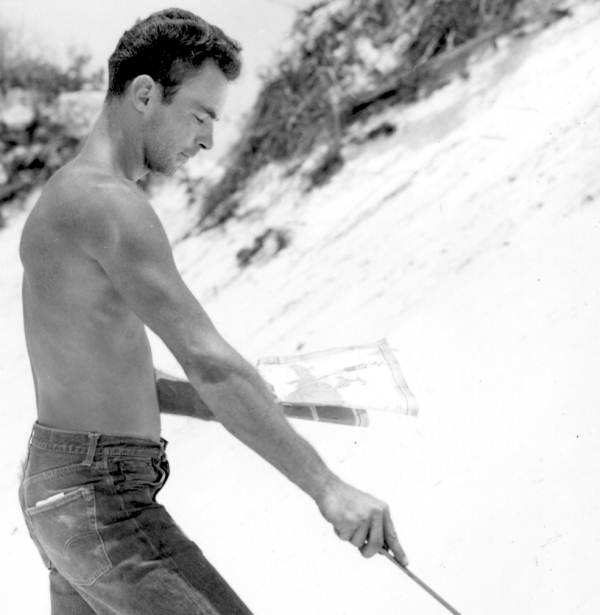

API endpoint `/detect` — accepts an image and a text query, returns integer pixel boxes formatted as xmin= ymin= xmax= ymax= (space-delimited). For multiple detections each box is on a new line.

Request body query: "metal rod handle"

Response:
xmin=379 ymin=548 xmax=464 ymax=615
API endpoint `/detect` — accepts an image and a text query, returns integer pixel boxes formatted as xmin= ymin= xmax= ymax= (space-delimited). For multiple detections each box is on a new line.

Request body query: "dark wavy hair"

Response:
xmin=105 ymin=8 xmax=242 ymax=104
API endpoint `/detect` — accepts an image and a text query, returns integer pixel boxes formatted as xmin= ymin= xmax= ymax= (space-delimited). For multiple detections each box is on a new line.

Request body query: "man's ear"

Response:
xmin=129 ymin=75 xmax=158 ymax=112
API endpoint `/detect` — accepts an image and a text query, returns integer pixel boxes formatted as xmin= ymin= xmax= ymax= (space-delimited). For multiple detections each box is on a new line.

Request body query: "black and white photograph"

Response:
xmin=0 ymin=1 xmax=596 ymax=613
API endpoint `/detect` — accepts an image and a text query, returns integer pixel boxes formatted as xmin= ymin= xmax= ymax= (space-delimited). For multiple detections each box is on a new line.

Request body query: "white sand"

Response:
xmin=1 ymin=4 xmax=599 ymax=613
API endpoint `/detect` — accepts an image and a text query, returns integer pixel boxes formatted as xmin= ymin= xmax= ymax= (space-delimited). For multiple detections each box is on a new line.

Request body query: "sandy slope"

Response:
xmin=1 ymin=3 xmax=599 ymax=613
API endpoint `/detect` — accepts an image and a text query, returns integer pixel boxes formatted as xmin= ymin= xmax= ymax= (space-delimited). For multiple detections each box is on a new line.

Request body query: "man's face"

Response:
xmin=143 ymin=60 xmax=229 ymax=175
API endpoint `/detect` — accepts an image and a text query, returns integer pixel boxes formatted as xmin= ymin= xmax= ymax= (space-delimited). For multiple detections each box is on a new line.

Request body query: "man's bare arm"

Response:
xmin=77 ymin=183 xmax=408 ymax=563
xmin=154 ymin=368 xmax=215 ymax=420
xmin=155 ymin=368 xmax=369 ymax=426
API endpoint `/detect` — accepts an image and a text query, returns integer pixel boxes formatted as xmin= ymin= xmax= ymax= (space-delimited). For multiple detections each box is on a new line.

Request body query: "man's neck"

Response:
xmin=78 ymin=104 xmax=148 ymax=183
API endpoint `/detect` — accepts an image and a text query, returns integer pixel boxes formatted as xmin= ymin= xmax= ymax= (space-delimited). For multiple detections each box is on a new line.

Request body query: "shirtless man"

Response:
xmin=18 ymin=8 xmax=407 ymax=614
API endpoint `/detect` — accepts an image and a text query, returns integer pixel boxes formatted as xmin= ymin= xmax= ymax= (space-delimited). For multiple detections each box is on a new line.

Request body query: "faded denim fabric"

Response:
xmin=18 ymin=422 xmax=254 ymax=615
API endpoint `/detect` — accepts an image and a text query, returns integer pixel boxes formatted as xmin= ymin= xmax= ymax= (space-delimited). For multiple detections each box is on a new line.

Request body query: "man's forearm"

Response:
xmin=154 ymin=368 xmax=215 ymax=420
xmin=182 ymin=351 xmax=340 ymax=504
xmin=167 ymin=351 xmax=408 ymax=565
xmin=155 ymin=368 xmax=370 ymax=427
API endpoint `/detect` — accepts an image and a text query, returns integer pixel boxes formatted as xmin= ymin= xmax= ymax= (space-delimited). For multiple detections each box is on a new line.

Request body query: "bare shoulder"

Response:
xmin=49 ymin=164 xmax=168 ymax=259
xmin=51 ymin=164 xmax=150 ymax=228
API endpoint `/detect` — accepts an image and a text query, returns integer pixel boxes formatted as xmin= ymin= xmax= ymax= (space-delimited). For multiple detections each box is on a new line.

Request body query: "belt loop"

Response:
xmin=82 ymin=433 xmax=100 ymax=466
xmin=101 ymin=448 xmax=110 ymax=470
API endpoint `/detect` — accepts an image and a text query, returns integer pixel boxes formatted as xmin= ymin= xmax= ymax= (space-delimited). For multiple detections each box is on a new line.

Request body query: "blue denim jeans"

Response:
xmin=18 ymin=422 xmax=254 ymax=614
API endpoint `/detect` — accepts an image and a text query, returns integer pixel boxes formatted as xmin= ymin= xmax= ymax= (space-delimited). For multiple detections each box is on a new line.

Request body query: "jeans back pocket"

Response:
xmin=25 ymin=485 xmax=112 ymax=586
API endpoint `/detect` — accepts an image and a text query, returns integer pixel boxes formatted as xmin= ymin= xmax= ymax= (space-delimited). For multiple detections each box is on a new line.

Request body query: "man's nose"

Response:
xmin=196 ymin=126 xmax=214 ymax=151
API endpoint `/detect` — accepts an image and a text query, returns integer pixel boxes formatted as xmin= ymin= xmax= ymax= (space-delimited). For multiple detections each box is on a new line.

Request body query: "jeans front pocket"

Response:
xmin=112 ymin=457 xmax=169 ymax=505
xmin=25 ymin=485 xmax=112 ymax=586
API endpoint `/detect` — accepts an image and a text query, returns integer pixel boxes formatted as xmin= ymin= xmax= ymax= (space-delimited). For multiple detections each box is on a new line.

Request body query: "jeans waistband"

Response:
xmin=30 ymin=421 xmax=168 ymax=464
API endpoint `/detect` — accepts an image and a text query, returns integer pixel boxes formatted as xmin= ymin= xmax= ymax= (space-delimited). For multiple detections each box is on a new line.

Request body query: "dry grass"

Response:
xmin=198 ymin=0 xmax=539 ymax=230
xmin=0 ymin=23 xmax=103 ymax=98
xmin=0 ymin=23 xmax=105 ymax=212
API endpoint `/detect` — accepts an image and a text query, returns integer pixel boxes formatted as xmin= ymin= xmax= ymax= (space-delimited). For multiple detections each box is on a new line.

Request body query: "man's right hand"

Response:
xmin=317 ymin=478 xmax=409 ymax=565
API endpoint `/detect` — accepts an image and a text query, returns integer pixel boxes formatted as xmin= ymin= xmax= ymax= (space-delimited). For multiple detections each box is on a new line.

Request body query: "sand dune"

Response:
xmin=1 ymin=3 xmax=599 ymax=613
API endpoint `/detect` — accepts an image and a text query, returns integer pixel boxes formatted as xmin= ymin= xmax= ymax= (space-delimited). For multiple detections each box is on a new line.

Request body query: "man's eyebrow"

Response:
xmin=194 ymin=103 xmax=219 ymax=121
